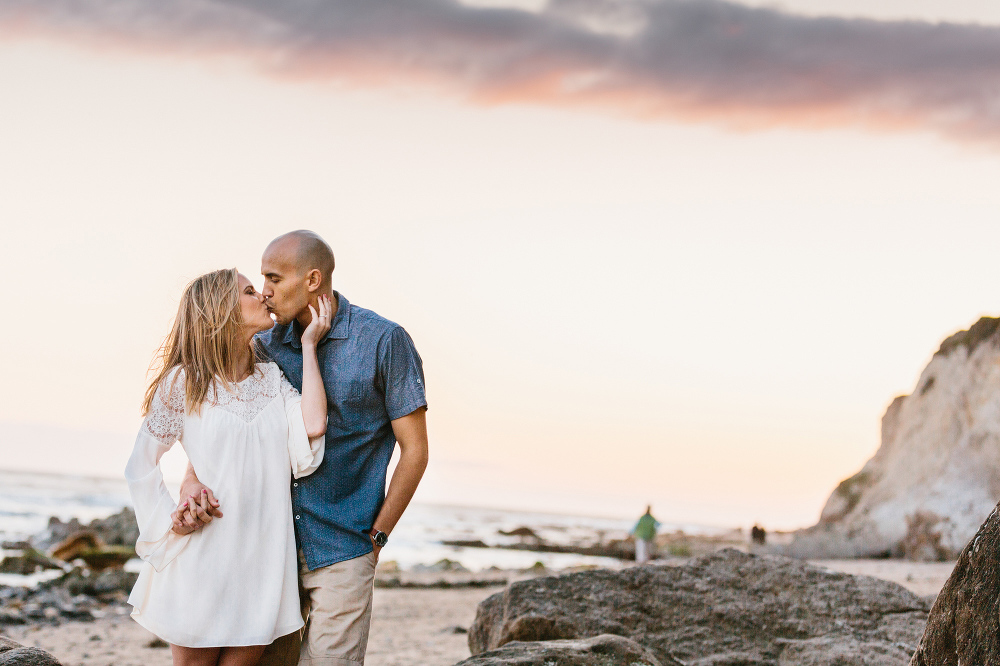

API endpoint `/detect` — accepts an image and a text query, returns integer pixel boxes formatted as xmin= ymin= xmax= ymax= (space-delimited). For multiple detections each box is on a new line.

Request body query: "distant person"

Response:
xmin=125 ymin=269 xmax=332 ymax=666
xmin=751 ymin=524 xmax=767 ymax=545
xmin=632 ymin=505 xmax=660 ymax=564
xmin=176 ymin=231 xmax=429 ymax=666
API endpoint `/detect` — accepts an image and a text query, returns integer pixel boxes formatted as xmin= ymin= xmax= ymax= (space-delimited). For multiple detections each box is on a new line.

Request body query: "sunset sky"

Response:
xmin=3 ymin=0 xmax=1000 ymax=530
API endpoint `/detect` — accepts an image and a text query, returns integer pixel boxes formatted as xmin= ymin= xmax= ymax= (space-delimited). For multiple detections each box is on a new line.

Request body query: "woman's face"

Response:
xmin=238 ymin=273 xmax=274 ymax=337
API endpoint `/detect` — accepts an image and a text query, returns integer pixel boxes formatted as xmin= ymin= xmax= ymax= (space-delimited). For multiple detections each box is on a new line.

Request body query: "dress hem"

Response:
xmin=130 ymin=610 xmax=303 ymax=649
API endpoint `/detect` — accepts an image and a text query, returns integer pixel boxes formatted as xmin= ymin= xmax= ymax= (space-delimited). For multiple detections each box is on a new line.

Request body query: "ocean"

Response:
xmin=0 ymin=469 xmax=726 ymax=581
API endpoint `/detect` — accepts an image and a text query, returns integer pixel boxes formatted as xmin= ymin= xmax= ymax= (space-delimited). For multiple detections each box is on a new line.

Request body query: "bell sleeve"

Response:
xmin=124 ymin=368 xmax=190 ymax=571
xmin=280 ymin=372 xmax=325 ymax=479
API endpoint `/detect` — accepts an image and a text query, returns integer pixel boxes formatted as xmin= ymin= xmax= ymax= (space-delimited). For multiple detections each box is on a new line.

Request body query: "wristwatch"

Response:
xmin=367 ymin=528 xmax=388 ymax=547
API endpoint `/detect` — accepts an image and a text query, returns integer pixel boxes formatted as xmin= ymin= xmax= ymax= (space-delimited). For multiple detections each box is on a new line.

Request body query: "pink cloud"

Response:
xmin=3 ymin=0 xmax=1000 ymax=143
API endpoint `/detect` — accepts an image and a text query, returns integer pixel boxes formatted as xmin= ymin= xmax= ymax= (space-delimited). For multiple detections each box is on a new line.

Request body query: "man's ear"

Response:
xmin=305 ymin=268 xmax=323 ymax=293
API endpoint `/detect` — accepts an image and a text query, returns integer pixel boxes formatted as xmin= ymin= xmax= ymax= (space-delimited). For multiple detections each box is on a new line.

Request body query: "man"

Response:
xmin=176 ymin=230 xmax=429 ymax=666
xmin=632 ymin=505 xmax=659 ymax=565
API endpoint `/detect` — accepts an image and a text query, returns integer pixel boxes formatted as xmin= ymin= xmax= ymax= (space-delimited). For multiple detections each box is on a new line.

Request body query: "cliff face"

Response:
xmin=787 ymin=317 xmax=1000 ymax=560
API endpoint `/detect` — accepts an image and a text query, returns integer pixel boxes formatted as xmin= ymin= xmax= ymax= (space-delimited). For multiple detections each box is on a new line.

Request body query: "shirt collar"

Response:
xmin=282 ymin=291 xmax=350 ymax=348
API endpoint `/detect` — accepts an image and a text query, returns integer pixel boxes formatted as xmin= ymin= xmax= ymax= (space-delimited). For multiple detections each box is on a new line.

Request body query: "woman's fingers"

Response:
xmin=181 ymin=506 xmax=198 ymax=530
xmin=198 ymin=491 xmax=213 ymax=519
xmin=189 ymin=495 xmax=211 ymax=524
xmin=204 ymin=488 xmax=224 ymax=518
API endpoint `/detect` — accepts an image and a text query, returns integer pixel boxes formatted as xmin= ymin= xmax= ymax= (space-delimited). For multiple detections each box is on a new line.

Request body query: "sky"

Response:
xmin=3 ymin=0 xmax=1000 ymax=530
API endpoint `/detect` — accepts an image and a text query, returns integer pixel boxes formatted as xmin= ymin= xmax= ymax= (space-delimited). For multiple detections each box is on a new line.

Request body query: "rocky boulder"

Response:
xmin=468 ymin=549 xmax=928 ymax=665
xmin=785 ymin=316 xmax=1000 ymax=560
xmin=0 ymin=636 xmax=62 ymax=665
xmin=32 ymin=507 xmax=138 ymax=553
xmin=455 ymin=634 xmax=662 ymax=666
xmin=910 ymin=500 xmax=1000 ymax=664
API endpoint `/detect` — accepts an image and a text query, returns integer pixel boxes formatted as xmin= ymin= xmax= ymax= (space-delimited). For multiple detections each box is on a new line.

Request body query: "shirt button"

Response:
xmin=293 ymin=483 xmax=298 ymax=487
xmin=295 ymin=515 xmax=300 ymax=520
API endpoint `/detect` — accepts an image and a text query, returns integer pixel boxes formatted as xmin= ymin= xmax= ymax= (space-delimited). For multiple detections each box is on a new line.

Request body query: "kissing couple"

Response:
xmin=124 ymin=230 xmax=429 ymax=666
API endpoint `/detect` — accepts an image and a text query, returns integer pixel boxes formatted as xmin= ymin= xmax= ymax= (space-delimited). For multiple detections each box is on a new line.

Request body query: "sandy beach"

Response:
xmin=0 ymin=558 xmax=956 ymax=666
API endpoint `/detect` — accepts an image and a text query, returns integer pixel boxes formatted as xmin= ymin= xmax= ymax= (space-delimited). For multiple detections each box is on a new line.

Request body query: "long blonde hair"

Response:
xmin=142 ymin=268 xmax=257 ymax=415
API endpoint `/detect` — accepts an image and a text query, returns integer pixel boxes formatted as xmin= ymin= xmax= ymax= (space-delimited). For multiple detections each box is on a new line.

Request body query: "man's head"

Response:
xmin=261 ymin=230 xmax=335 ymax=326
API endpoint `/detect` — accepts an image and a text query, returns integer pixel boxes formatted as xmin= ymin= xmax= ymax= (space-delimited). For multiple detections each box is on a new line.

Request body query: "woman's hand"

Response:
xmin=300 ymin=295 xmax=333 ymax=348
xmin=169 ymin=491 xmax=215 ymax=535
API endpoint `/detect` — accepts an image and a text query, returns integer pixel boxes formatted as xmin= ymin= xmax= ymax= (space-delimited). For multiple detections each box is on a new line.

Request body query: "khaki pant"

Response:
xmin=259 ymin=551 xmax=377 ymax=666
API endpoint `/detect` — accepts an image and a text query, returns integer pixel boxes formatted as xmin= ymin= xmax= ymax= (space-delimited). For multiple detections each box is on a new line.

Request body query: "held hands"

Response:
xmin=300 ymin=295 xmax=333 ymax=348
xmin=170 ymin=488 xmax=222 ymax=536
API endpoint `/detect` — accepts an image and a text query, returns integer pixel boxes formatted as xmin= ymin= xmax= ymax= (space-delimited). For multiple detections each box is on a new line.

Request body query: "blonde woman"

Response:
xmin=125 ymin=268 xmax=332 ymax=666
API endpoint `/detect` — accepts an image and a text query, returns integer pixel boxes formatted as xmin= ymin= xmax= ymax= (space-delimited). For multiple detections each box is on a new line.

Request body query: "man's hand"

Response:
xmin=368 ymin=534 xmax=382 ymax=563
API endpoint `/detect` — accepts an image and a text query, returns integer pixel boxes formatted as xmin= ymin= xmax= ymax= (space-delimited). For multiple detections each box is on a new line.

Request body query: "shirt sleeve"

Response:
xmin=124 ymin=368 xmax=190 ymax=572
xmin=279 ymin=369 xmax=326 ymax=479
xmin=376 ymin=326 xmax=428 ymax=420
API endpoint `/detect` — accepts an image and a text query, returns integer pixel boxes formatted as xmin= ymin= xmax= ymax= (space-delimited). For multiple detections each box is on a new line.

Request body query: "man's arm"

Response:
xmin=369 ymin=408 xmax=429 ymax=559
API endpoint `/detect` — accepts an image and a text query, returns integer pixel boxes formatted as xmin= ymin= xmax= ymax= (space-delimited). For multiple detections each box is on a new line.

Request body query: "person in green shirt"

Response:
xmin=632 ymin=505 xmax=660 ymax=564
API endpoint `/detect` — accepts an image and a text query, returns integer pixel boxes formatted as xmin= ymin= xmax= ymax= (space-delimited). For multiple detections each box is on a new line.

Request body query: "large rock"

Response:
xmin=468 ymin=549 xmax=927 ymax=665
xmin=455 ymin=634 xmax=663 ymax=666
xmin=0 ymin=636 xmax=61 ymax=665
xmin=88 ymin=507 xmax=139 ymax=547
xmin=909 ymin=500 xmax=1000 ymax=664
xmin=786 ymin=316 xmax=1000 ymax=560
xmin=32 ymin=507 xmax=138 ymax=553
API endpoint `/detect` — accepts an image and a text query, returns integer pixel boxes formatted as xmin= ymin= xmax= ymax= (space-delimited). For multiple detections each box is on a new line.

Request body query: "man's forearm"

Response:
xmin=178 ymin=461 xmax=223 ymax=521
xmin=373 ymin=409 xmax=429 ymax=536
xmin=180 ymin=461 xmax=200 ymax=495
xmin=373 ymin=446 xmax=428 ymax=535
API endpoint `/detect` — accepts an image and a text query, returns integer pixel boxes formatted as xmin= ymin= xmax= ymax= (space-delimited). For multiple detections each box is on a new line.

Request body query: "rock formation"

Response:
xmin=0 ymin=636 xmax=61 ymax=665
xmin=466 ymin=549 xmax=928 ymax=665
xmin=455 ymin=634 xmax=663 ymax=666
xmin=788 ymin=316 xmax=1000 ymax=560
xmin=910 ymin=499 xmax=1000 ymax=664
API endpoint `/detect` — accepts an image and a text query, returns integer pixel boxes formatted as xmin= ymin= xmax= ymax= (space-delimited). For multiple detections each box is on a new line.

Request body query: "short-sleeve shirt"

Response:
xmin=257 ymin=292 xmax=427 ymax=571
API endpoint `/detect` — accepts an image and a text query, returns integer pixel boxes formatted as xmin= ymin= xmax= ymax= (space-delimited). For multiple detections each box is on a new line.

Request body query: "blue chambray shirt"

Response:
xmin=256 ymin=291 xmax=427 ymax=571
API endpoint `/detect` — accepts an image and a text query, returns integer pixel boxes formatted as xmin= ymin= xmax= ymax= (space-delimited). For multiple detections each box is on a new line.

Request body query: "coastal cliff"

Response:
xmin=786 ymin=316 xmax=1000 ymax=560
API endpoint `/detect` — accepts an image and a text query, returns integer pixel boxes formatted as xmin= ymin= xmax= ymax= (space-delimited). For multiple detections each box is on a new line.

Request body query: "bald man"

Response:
xmin=178 ymin=230 xmax=429 ymax=666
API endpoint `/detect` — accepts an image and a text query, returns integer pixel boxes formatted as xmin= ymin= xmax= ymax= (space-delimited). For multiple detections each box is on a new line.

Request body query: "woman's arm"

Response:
xmin=299 ymin=295 xmax=332 ymax=438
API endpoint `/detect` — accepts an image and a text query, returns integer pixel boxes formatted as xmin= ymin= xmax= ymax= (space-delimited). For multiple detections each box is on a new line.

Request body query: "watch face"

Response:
xmin=374 ymin=531 xmax=388 ymax=547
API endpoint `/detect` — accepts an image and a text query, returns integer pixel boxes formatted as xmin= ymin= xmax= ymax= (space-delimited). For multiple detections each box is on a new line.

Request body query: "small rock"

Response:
xmin=455 ymin=634 xmax=662 ymax=666
xmin=0 ymin=638 xmax=62 ymax=666
xmin=0 ymin=547 xmax=64 ymax=575
xmin=497 ymin=527 xmax=541 ymax=540
xmin=88 ymin=507 xmax=139 ymax=547
xmin=0 ymin=609 xmax=25 ymax=626
xmin=442 ymin=625 xmax=468 ymax=634
xmin=146 ymin=637 xmax=169 ymax=649
xmin=0 ymin=637 xmax=21 ymax=652
xmin=412 ymin=559 xmax=469 ymax=573
xmin=31 ymin=517 xmax=85 ymax=552
xmin=91 ymin=568 xmax=138 ymax=596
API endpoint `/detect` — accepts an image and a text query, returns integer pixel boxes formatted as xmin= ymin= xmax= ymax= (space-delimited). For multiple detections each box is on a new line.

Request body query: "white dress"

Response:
xmin=125 ymin=362 xmax=324 ymax=648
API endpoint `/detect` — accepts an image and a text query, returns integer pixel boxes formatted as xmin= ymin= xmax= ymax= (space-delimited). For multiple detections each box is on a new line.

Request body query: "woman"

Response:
xmin=125 ymin=268 xmax=332 ymax=666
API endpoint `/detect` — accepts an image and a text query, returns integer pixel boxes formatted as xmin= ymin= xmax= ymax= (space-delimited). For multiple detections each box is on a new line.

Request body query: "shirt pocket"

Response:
xmin=330 ymin=375 xmax=371 ymax=412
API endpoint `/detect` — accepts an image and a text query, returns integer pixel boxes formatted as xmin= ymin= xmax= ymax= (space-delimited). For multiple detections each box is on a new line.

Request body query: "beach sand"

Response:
xmin=2 ymin=586 xmax=495 ymax=666
xmin=1 ymin=559 xmax=957 ymax=666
